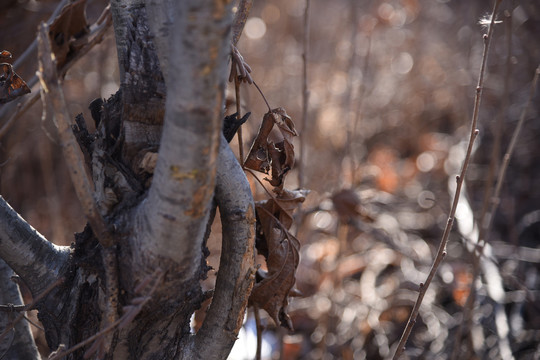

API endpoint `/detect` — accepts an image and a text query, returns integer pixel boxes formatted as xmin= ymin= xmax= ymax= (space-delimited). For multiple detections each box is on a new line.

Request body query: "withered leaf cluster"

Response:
xmin=0 ymin=50 xmax=30 ymax=104
xmin=244 ymin=107 xmax=307 ymax=330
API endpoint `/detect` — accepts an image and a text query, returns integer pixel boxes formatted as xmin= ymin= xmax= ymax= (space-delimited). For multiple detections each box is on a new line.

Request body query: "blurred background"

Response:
xmin=1 ymin=0 xmax=539 ymax=359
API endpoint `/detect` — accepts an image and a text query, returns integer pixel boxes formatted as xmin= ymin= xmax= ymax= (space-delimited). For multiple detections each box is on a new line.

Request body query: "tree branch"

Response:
xmin=192 ymin=136 xmax=256 ymax=359
xmin=0 ymin=197 xmax=70 ymax=296
xmin=392 ymin=1 xmax=502 ymax=358
xmin=0 ymin=259 xmax=40 ymax=360
xmin=37 ymin=22 xmax=112 ymax=247
xmin=136 ymin=1 xmax=234 ymax=274
xmin=232 ymin=0 xmax=254 ymax=46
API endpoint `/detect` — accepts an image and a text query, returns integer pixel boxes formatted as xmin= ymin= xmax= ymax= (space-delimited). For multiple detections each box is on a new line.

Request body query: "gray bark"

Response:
xmin=192 ymin=136 xmax=256 ymax=359
xmin=0 ymin=0 xmax=254 ymax=358
xmin=145 ymin=0 xmax=174 ymax=80
xmin=0 ymin=197 xmax=70 ymax=296
xmin=0 ymin=259 xmax=40 ymax=360
xmin=136 ymin=0 xmax=234 ymax=277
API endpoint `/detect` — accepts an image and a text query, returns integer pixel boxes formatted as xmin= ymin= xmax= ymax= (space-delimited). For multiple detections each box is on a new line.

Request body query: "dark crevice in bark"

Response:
xmin=36 ymin=227 xmax=102 ymax=357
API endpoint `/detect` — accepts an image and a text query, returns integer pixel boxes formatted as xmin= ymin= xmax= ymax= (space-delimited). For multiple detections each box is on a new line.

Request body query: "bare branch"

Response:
xmin=36 ymin=22 xmax=112 ymax=247
xmin=192 ymin=136 xmax=256 ymax=359
xmin=299 ymin=0 xmax=311 ymax=189
xmin=0 ymin=197 xmax=69 ymax=295
xmin=392 ymin=1 xmax=502 ymax=358
xmin=0 ymin=4 xmax=111 ymax=140
xmin=232 ymin=0 xmax=254 ymax=47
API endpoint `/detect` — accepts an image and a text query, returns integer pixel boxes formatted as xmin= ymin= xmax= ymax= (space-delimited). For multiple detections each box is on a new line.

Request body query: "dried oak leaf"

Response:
xmin=0 ymin=62 xmax=31 ymax=104
xmin=48 ymin=0 xmax=89 ymax=70
xmin=249 ymin=189 xmax=307 ymax=330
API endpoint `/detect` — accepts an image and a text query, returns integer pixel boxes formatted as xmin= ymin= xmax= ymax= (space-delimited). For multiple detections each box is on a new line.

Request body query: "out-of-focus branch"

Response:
xmin=37 ymin=23 xmax=112 ymax=247
xmin=299 ymin=0 xmax=310 ymax=189
xmin=193 ymin=135 xmax=256 ymax=359
xmin=0 ymin=4 xmax=111 ymax=140
xmin=232 ymin=0 xmax=253 ymax=46
xmin=452 ymin=65 xmax=540 ymax=360
xmin=392 ymin=1 xmax=502 ymax=358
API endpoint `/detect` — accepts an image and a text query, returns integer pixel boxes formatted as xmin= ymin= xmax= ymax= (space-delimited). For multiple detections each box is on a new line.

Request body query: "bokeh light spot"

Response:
xmin=391 ymin=52 xmax=414 ymax=75
xmin=245 ymin=17 xmax=266 ymax=40
xmin=416 ymin=151 xmax=436 ymax=172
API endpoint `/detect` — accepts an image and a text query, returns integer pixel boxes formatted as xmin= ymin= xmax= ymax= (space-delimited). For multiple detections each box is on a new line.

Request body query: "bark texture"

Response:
xmin=0 ymin=1 xmax=253 ymax=359
xmin=0 ymin=259 xmax=40 ymax=360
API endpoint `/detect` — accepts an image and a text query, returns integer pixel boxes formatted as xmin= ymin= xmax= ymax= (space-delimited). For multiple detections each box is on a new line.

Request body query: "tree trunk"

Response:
xmin=0 ymin=0 xmax=255 ymax=359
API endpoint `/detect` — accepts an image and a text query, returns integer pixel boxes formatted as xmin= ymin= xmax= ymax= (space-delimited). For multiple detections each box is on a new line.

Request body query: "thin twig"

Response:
xmin=0 ymin=89 xmax=40 ymax=139
xmin=451 ymin=7 xmax=518 ymax=359
xmin=253 ymin=81 xmax=271 ymax=112
xmin=298 ymin=0 xmax=310 ymax=189
xmin=231 ymin=0 xmax=254 ymax=47
xmin=0 ymin=5 xmax=111 ymax=140
xmin=344 ymin=0 xmax=360 ymax=187
xmin=0 ymin=277 xmax=64 ymax=342
xmin=37 ymin=22 xmax=113 ymax=247
xmin=21 ymin=313 xmax=45 ymax=332
xmin=234 ymin=77 xmax=245 ymax=162
xmin=391 ymin=1 xmax=502 ymax=358
xmin=48 ymin=269 xmax=164 ymax=360
xmin=12 ymin=0 xmax=68 ymax=70
xmin=452 ymin=65 xmax=540 ymax=359
xmin=244 ymin=168 xmax=278 ymax=201
xmin=478 ymin=8 xmax=513 ymax=232
xmin=254 ymin=306 xmax=262 ymax=360
xmin=351 ymin=22 xmax=373 ymax=186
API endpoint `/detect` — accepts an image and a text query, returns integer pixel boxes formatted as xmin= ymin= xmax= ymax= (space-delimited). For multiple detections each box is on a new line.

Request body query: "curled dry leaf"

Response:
xmin=244 ymin=111 xmax=275 ymax=173
xmin=244 ymin=108 xmax=298 ymax=189
xmin=249 ymin=188 xmax=308 ymax=330
xmin=0 ymin=52 xmax=31 ymax=104
xmin=48 ymin=0 xmax=89 ymax=69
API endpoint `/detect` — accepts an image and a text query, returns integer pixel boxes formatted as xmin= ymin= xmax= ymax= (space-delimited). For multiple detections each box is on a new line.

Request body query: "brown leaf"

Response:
xmin=249 ymin=189 xmax=307 ymax=330
xmin=244 ymin=108 xmax=298 ymax=188
xmin=0 ymin=63 xmax=30 ymax=104
xmin=250 ymin=206 xmax=299 ymax=330
xmin=48 ymin=0 xmax=89 ymax=70
xmin=266 ymin=108 xmax=297 ymax=188
xmin=243 ymin=111 xmax=274 ymax=173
